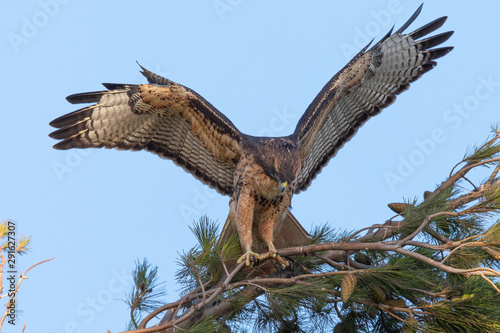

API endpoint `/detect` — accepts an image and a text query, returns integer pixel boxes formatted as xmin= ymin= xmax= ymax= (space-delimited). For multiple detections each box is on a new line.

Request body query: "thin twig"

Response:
xmin=463 ymin=176 xmax=478 ymax=191
xmin=195 ymin=272 xmax=206 ymax=303
xmin=333 ymin=301 xmax=344 ymax=321
xmin=247 ymin=281 xmax=271 ymax=293
xmin=487 ymin=162 xmax=500 ymax=184
xmin=479 ymin=273 xmax=500 ymax=293
xmin=440 ymin=241 xmax=485 ymax=264
xmin=221 ymin=258 xmax=230 ymax=277
xmin=344 ymin=223 xmax=400 ymax=243
xmin=285 ymin=256 xmax=313 ymax=274
xmin=378 ymin=305 xmax=407 ymax=322
xmin=429 ymin=157 xmax=500 ymax=203
xmin=397 ymin=211 xmax=460 ymax=246
xmin=313 ymin=253 xmax=353 ymax=271
xmin=0 ymin=257 xmax=54 ymax=328
xmin=405 ymin=287 xmax=450 ymax=298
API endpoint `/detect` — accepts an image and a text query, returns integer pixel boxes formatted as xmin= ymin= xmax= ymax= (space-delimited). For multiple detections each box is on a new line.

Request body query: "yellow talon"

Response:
xmin=237 ymin=250 xmax=260 ymax=267
xmin=256 ymin=251 xmax=289 ymax=268
xmin=236 ymin=243 xmax=290 ymax=268
xmin=274 ymin=253 xmax=290 ymax=268
xmin=264 ymin=241 xmax=290 ymax=268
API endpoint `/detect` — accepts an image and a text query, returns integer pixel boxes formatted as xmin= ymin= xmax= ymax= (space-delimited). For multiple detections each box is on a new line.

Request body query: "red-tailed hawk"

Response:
xmin=49 ymin=6 xmax=452 ymax=267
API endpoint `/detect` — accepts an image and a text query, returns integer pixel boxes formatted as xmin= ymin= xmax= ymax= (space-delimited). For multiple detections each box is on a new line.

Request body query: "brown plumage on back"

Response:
xmin=49 ymin=5 xmax=453 ymax=267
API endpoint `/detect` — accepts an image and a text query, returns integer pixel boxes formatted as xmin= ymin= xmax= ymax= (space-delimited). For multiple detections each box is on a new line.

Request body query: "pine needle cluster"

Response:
xmin=126 ymin=259 xmax=167 ymax=330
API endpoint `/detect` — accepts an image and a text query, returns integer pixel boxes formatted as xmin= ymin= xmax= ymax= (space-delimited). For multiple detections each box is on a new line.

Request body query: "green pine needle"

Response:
xmin=126 ymin=258 xmax=166 ymax=329
xmin=190 ymin=215 xmax=219 ymax=252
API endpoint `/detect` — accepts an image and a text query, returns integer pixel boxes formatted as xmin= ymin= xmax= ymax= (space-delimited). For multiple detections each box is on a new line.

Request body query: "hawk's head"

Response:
xmin=247 ymin=136 xmax=301 ymax=193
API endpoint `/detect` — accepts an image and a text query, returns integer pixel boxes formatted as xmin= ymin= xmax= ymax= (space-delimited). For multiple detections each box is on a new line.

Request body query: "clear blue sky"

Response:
xmin=2 ymin=1 xmax=500 ymax=332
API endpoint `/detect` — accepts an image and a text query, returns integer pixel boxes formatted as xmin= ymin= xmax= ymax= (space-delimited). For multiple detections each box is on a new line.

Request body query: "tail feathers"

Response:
xmin=218 ymin=210 xmax=309 ymax=277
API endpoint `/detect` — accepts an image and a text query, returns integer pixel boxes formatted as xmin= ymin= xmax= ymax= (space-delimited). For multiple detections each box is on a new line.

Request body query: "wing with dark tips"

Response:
xmin=49 ymin=66 xmax=243 ymax=195
xmin=293 ymin=6 xmax=453 ymax=193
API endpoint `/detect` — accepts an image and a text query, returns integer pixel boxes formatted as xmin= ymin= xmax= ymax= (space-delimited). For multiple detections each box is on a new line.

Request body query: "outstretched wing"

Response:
xmin=293 ymin=5 xmax=453 ymax=193
xmin=49 ymin=65 xmax=242 ymax=195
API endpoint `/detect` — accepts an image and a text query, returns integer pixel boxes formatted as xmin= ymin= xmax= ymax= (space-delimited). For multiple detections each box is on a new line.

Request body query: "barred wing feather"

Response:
xmin=293 ymin=5 xmax=453 ymax=193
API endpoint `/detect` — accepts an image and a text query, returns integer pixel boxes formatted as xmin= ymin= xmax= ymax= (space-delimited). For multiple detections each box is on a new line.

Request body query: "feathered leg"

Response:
xmin=235 ymin=189 xmax=260 ymax=266
xmin=258 ymin=209 xmax=290 ymax=268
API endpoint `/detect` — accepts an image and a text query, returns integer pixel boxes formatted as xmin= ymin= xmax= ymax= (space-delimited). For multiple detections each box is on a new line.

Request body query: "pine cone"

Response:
xmin=369 ymin=285 xmax=386 ymax=303
xmin=383 ymin=298 xmax=407 ymax=307
xmin=388 ymin=202 xmax=414 ymax=215
xmin=340 ymin=273 xmax=357 ymax=303
xmin=354 ymin=252 xmax=372 ymax=265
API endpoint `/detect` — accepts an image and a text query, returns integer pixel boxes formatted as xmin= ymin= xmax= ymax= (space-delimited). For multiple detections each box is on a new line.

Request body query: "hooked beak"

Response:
xmin=279 ymin=181 xmax=288 ymax=193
